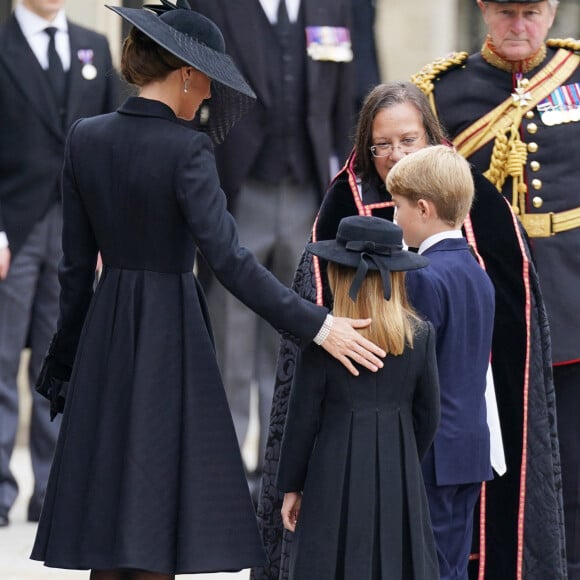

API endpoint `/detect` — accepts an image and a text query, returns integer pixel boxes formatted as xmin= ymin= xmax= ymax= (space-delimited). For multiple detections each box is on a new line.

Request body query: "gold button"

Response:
xmin=513 ymin=206 xmax=520 ymax=215
xmin=525 ymin=110 xmax=535 ymax=119
xmin=532 ymin=196 xmax=543 ymax=208
xmin=528 ymin=142 xmax=538 ymax=153
xmin=527 ymin=123 xmax=538 ymax=134
xmin=530 ymin=160 xmax=541 ymax=172
xmin=531 ymin=178 xmax=542 ymax=190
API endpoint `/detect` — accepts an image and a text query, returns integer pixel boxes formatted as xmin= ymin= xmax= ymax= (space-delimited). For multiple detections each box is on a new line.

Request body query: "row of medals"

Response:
xmin=514 ymin=77 xmax=580 ymax=126
xmin=537 ymin=102 xmax=580 ymax=125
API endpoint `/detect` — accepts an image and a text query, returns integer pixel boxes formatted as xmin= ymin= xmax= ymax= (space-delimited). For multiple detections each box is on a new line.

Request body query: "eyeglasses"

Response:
xmin=369 ymin=132 xmax=426 ymax=158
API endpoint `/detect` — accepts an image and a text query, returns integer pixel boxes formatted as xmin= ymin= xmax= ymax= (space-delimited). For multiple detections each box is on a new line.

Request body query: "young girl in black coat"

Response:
xmin=277 ymin=215 xmax=441 ymax=580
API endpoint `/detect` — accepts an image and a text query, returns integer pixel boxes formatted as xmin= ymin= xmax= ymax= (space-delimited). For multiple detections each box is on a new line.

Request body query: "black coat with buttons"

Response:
xmin=430 ymin=46 xmax=580 ymax=365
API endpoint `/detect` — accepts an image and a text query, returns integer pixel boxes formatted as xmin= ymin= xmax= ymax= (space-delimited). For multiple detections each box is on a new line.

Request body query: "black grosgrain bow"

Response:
xmin=345 ymin=240 xmax=403 ymax=301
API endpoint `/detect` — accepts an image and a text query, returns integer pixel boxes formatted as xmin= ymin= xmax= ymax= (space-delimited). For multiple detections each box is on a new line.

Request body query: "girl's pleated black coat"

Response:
xmin=277 ymin=322 xmax=441 ymax=580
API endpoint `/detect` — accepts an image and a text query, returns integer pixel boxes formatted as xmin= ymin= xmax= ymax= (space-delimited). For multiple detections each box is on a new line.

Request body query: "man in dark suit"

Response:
xmin=0 ymin=0 xmax=118 ymax=527
xmin=188 ymin=0 xmax=354 ymax=499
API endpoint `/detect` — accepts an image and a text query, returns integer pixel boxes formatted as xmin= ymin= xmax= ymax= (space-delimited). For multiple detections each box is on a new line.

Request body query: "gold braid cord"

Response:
xmin=483 ymin=109 xmax=528 ymax=212
xmin=411 ymin=50 xmax=528 ymax=204
xmin=485 ymin=40 xmax=579 ymax=209
xmin=412 ymin=43 xmax=579 ymax=212
xmin=410 ymin=52 xmax=469 ymax=112
xmin=547 ymin=38 xmax=580 ymax=52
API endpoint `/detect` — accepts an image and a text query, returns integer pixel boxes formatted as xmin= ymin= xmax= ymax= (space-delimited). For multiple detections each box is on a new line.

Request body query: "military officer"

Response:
xmin=413 ymin=1 xmax=578 ymax=579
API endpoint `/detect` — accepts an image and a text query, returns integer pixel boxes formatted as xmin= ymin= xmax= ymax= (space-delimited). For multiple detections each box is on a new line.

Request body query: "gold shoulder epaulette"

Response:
xmin=410 ymin=52 xmax=469 ymax=98
xmin=547 ymin=38 xmax=580 ymax=53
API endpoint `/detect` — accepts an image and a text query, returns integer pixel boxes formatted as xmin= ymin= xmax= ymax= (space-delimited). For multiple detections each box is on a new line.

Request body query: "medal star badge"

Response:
xmin=511 ymin=76 xmax=532 ymax=108
xmin=78 ymin=49 xmax=97 ymax=80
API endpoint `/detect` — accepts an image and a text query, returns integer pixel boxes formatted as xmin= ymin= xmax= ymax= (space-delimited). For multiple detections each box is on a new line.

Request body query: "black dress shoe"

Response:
xmin=0 ymin=513 xmax=9 ymax=527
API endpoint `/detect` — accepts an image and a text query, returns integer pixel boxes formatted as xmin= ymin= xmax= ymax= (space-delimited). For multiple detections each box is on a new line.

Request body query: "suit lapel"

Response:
xmin=0 ymin=15 xmax=63 ymax=140
xmin=65 ymin=23 xmax=86 ymax=128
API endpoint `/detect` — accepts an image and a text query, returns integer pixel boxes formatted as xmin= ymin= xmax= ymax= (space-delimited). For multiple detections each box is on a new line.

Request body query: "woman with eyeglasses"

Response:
xmin=253 ymin=81 xmax=558 ymax=580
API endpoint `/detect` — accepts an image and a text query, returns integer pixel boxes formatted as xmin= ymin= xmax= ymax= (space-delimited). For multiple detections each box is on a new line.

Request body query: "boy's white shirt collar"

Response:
xmin=259 ymin=0 xmax=301 ymax=24
xmin=418 ymin=230 xmax=463 ymax=255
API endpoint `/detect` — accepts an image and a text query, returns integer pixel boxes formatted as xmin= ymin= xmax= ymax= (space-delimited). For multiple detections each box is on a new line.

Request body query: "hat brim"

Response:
xmin=306 ymin=240 xmax=429 ymax=272
xmin=107 ymin=6 xmax=256 ymax=143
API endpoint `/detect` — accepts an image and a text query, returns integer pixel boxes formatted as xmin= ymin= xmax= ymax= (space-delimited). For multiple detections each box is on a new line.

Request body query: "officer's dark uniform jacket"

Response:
xmin=412 ymin=39 xmax=579 ymax=580
xmin=413 ymin=39 xmax=580 ymax=366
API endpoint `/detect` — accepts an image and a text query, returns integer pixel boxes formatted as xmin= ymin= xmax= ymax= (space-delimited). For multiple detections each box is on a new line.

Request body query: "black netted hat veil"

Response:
xmin=107 ymin=0 xmax=256 ymax=143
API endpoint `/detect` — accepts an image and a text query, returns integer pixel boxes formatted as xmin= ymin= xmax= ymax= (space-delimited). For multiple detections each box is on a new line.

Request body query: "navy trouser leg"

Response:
xmin=425 ymin=481 xmax=482 ymax=580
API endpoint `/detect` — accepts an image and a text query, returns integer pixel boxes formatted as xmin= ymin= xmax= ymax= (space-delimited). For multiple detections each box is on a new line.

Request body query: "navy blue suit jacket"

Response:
xmin=407 ymin=237 xmax=495 ymax=486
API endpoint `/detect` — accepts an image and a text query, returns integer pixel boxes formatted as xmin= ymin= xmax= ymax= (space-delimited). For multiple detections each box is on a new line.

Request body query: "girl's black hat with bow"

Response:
xmin=307 ymin=216 xmax=429 ymax=301
xmin=107 ymin=0 xmax=256 ymax=144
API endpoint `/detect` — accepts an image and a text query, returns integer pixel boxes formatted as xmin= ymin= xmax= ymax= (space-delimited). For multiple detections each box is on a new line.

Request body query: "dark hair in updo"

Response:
xmin=121 ymin=27 xmax=188 ymax=86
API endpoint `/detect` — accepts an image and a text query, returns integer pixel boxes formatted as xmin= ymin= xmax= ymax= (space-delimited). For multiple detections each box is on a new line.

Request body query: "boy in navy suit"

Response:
xmin=387 ymin=145 xmax=495 ymax=580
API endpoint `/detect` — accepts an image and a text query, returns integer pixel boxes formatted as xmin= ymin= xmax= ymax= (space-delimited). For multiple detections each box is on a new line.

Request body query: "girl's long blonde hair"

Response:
xmin=327 ymin=263 xmax=420 ymax=355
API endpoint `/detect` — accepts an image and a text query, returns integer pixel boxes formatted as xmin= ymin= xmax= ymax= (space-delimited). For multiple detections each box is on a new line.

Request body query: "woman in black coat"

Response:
xmin=30 ymin=3 xmax=385 ymax=579
xmin=277 ymin=215 xmax=440 ymax=580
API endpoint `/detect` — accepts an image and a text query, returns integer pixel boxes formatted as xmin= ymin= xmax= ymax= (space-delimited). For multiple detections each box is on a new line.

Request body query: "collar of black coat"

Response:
xmin=117 ymin=97 xmax=193 ymax=129
xmin=480 ymin=36 xmax=547 ymax=73
xmin=117 ymin=96 xmax=181 ymax=122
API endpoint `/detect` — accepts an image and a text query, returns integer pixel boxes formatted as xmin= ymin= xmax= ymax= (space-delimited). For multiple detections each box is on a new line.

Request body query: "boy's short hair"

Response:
xmin=386 ymin=145 xmax=474 ymax=227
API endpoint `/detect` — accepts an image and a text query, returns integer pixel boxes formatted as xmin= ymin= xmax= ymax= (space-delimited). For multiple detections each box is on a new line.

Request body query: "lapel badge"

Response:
xmin=78 ymin=49 xmax=97 ymax=80
xmin=305 ymin=26 xmax=353 ymax=63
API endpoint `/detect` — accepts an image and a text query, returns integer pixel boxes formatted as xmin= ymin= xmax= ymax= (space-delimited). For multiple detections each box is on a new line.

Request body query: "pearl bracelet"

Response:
xmin=313 ymin=314 xmax=334 ymax=345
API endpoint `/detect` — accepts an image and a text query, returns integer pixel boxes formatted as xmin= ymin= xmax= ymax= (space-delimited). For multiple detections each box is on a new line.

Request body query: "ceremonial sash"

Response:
xmin=453 ymin=49 xmax=580 ymax=159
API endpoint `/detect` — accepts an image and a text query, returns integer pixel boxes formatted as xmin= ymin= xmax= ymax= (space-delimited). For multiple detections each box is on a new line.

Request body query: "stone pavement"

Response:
xmin=0 ymin=447 xmax=250 ymax=580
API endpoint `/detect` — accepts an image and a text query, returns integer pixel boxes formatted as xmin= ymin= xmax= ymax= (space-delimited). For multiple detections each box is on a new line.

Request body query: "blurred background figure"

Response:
xmin=351 ymin=0 xmax=380 ymax=112
xmin=0 ymin=0 xmax=119 ymax=528
xmin=188 ymin=0 xmax=355 ymax=504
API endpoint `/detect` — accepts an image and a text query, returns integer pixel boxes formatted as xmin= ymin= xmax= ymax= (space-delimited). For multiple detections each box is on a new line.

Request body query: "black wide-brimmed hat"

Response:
xmin=107 ymin=0 xmax=256 ymax=144
xmin=307 ymin=216 xmax=429 ymax=301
